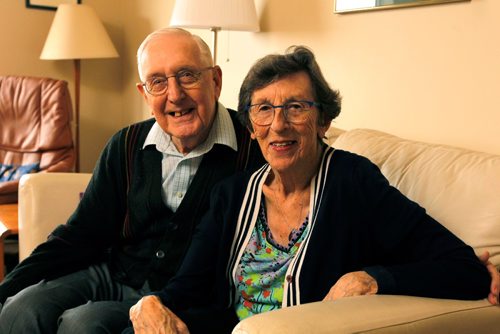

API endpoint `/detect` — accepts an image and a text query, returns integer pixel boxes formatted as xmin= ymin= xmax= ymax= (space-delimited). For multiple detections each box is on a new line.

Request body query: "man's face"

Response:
xmin=137 ymin=33 xmax=222 ymax=154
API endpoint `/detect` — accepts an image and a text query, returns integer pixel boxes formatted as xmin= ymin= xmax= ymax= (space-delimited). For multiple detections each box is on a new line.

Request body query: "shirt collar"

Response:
xmin=143 ymin=102 xmax=238 ymax=156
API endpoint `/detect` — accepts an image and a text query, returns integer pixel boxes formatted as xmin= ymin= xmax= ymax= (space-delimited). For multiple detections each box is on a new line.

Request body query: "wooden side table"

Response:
xmin=0 ymin=203 xmax=18 ymax=280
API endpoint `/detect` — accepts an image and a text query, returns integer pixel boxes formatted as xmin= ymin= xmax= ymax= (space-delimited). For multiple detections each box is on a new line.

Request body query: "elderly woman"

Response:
xmin=127 ymin=46 xmax=494 ymax=334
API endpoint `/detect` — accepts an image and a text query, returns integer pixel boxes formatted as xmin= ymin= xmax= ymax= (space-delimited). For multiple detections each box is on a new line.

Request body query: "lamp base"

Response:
xmin=210 ymin=27 xmax=221 ymax=65
xmin=73 ymin=59 xmax=80 ymax=173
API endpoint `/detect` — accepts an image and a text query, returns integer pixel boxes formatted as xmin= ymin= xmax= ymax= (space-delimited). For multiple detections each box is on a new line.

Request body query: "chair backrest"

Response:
xmin=0 ymin=76 xmax=75 ymax=204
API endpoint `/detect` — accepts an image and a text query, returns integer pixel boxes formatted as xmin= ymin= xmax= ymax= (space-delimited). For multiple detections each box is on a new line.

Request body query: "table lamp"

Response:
xmin=169 ymin=0 xmax=259 ymax=64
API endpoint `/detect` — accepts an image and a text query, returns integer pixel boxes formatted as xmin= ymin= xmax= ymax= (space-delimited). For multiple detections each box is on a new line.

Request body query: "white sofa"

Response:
xmin=18 ymin=172 xmax=92 ymax=260
xmin=17 ymin=128 xmax=500 ymax=333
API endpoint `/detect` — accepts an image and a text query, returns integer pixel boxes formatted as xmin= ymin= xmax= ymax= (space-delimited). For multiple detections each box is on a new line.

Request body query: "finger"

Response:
xmin=176 ymin=321 xmax=190 ymax=334
xmin=129 ymin=305 xmax=137 ymax=321
xmin=323 ymin=293 xmax=333 ymax=301
xmin=488 ymin=293 xmax=498 ymax=305
xmin=489 ymin=271 xmax=499 ymax=305
xmin=486 ymin=263 xmax=499 ymax=290
xmin=485 ymin=261 xmax=500 ymax=305
xmin=478 ymin=251 xmax=490 ymax=263
xmin=171 ymin=312 xmax=190 ymax=334
xmin=322 ymin=288 xmax=338 ymax=301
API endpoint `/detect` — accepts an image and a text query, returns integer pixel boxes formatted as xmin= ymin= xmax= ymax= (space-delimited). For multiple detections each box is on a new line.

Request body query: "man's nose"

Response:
xmin=166 ymin=77 xmax=185 ymax=102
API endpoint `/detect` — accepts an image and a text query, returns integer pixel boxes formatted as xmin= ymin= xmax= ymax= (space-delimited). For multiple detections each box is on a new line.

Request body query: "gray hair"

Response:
xmin=237 ymin=46 xmax=341 ymax=129
xmin=136 ymin=28 xmax=213 ymax=81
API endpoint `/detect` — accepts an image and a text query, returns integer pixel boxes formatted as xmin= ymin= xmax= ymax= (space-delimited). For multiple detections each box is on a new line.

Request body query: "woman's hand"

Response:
xmin=323 ymin=271 xmax=378 ymax=301
xmin=478 ymin=251 xmax=499 ymax=305
xmin=129 ymin=295 xmax=190 ymax=334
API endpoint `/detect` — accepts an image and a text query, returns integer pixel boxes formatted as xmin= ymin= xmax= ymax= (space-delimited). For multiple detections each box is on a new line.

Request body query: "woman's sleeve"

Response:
xmin=357 ymin=157 xmax=490 ymax=300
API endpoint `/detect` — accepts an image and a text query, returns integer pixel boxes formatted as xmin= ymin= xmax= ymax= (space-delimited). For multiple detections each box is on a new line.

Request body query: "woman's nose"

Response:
xmin=270 ymin=107 xmax=289 ymax=131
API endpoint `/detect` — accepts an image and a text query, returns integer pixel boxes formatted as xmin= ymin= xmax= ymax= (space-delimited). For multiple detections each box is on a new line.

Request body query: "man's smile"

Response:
xmin=167 ymin=108 xmax=194 ymax=117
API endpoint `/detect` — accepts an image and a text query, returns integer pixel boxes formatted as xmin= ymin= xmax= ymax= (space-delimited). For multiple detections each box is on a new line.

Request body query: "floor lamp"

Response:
xmin=40 ymin=4 xmax=119 ymax=172
xmin=169 ymin=0 xmax=260 ymax=65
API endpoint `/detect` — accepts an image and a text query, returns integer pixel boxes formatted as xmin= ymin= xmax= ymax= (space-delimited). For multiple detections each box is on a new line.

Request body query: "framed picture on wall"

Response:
xmin=334 ymin=0 xmax=470 ymax=13
xmin=26 ymin=0 xmax=81 ymax=11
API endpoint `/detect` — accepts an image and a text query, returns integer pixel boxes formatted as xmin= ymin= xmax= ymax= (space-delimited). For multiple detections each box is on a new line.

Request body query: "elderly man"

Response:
xmin=0 ymin=28 xmax=263 ymax=333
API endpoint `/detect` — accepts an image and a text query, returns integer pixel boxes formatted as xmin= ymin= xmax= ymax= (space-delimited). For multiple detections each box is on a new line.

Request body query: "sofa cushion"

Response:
xmin=233 ymin=295 xmax=499 ymax=334
xmin=332 ymin=128 xmax=500 ymax=267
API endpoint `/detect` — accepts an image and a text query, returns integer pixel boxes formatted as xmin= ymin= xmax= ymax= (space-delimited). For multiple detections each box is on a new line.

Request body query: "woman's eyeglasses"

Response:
xmin=247 ymin=100 xmax=321 ymax=126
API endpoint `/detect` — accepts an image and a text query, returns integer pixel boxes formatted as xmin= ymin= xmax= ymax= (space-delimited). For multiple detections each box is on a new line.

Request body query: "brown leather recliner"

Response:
xmin=0 ymin=76 xmax=75 ymax=204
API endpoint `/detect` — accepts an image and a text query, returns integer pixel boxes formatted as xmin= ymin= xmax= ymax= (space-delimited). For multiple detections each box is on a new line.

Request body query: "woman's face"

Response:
xmin=249 ymin=71 xmax=330 ymax=174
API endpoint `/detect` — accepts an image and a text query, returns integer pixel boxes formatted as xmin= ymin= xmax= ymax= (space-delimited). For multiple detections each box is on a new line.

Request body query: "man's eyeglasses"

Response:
xmin=141 ymin=67 xmax=214 ymax=96
xmin=247 ymin=100 xmax=321 ymax=126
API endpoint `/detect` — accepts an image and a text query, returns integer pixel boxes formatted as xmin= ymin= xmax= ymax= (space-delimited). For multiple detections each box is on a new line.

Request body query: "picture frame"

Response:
xmin=334 ymin=0 xmax=470 ymax=14
xmin=26 ymin=0 xmax=81 ymax=11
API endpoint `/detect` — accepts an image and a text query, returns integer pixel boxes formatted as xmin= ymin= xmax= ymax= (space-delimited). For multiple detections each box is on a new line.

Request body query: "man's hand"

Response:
xmin=129 ymin=295 xmax=190 ymax=334
xmin=478 ymin=251 xmax=499 ymax=305
xmin=323 ymin=271 xmax=378 ymax=301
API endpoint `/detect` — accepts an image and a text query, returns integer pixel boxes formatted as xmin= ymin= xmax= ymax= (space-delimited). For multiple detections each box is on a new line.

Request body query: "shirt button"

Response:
xmin=286 ymin=275 xmax=293 ymax=283
xmin=156 ymin=250 xmax=165 ymax=259
xmin=176 ymin=192 xmax=183 ymax=199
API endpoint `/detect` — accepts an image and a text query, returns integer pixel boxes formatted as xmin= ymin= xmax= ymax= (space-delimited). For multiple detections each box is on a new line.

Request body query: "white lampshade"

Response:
xmin=170 ymin=0 xmax=260 ymax=32
xmin=40 ymin=4 xmax=118 ymax=60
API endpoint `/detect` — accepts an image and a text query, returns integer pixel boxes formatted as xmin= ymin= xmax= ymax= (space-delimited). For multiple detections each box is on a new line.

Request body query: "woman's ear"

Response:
xmin=247 ymin=126 xmax=257 ymax=140
xmin=318 ymin=119 xmax=332 ymax=139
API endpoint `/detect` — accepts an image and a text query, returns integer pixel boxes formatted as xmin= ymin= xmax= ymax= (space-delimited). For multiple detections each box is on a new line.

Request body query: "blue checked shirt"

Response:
xmin=143 ymin=102 xmax=238 ymax=212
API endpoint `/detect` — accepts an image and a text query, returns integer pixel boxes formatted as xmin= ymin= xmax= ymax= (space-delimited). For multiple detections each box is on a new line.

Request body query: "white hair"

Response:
xmin=136 ymin=27 xmax=213 ymax=81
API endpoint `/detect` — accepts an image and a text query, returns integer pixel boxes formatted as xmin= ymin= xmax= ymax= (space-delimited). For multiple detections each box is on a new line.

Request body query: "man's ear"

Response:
xmin=136 ymin=83 xmax=149 ymax=102
xmin=212 ymin=66 xmax=223 ymax=98
xmin=136 ymin=83 xmax=154 ymax=115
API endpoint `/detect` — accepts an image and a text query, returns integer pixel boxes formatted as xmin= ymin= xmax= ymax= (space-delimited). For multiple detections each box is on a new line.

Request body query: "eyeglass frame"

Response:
xmin=140 ymin=66 xmax=214 ymax=96
xmin=246 ymin=100 xmax=321 ymax=126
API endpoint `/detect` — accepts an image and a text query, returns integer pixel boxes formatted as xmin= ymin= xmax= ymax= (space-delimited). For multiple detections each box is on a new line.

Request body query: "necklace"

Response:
xmin=270 ymin=185 xmax=309 ymax=243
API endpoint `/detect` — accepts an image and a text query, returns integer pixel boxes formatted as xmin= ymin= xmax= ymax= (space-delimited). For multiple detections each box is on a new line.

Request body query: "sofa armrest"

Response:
xmin=18 ymin=172 xmax=92 ymax=260
xmin=233 ymin=295 xmax=499 ymax=334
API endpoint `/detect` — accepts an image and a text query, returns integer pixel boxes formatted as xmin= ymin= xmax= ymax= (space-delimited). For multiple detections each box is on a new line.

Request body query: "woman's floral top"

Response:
xmin=235 ymin=200 xmax=309 ymax=320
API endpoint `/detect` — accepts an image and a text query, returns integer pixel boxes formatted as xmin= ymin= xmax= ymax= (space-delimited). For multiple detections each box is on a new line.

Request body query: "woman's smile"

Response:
xmin=270 ymin=140 xmax=297 ymax=151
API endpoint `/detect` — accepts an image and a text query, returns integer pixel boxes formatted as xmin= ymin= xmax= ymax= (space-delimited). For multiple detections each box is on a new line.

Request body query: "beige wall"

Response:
xmin=217 ymin=0 xmax=500 ymax=155
xmin=1 ymin=0 xmax=499 ymax=172
xmin=0 ymin=1 xmax=125 ymax=172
